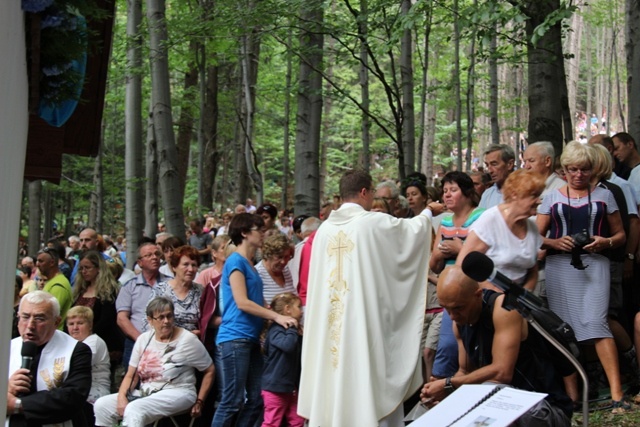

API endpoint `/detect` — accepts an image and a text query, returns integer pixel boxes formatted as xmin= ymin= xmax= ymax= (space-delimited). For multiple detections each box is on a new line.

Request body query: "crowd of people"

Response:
xmin=8 ymin=132 xmax=640 ymax=426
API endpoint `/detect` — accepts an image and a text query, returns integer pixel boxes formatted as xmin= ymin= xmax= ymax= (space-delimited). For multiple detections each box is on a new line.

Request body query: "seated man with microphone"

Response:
xmin=420 ymin=265 xmax=573 ymax=426
xmin=7 ymin=291 xmax=92 ymax=427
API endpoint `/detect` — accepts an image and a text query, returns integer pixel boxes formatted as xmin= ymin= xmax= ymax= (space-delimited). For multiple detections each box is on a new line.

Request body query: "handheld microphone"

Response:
xmin=21 ymin=341 xmax=38 ymax=370
xmin=461 ymin=251 xmax=546 ymax=312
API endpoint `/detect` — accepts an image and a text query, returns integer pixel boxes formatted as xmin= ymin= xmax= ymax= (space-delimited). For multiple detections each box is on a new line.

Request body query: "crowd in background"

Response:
xmin=11 ymin=132 xmax=640 ymax=425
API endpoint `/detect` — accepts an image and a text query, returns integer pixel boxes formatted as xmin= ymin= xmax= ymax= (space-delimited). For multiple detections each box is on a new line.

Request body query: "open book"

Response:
xmin=411 ymin=384 xmax=547 ymax=427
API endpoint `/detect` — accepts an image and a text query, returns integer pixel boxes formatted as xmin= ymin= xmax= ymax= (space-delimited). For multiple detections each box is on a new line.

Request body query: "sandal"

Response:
xmin=611 ymin=399 xmax=631 ymax=414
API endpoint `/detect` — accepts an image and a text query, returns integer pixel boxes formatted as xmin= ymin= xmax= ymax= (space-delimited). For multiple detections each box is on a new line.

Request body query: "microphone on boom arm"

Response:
xmin=460 ymin=251 xmax=546 ymax=312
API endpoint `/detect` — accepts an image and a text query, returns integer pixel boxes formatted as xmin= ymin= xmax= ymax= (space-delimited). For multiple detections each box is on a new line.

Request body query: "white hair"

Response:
xmin=301 ymin=217 xmax=322 ymax=234
xmin=375 ymin=180 xmax=400 ymax=198
xmin=20 ymin=290 xmax=60 ymax=317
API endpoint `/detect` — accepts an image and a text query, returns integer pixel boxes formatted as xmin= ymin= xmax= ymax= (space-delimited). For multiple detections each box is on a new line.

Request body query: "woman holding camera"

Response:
xmin=537 ymin=141 xmax=627 ymax=412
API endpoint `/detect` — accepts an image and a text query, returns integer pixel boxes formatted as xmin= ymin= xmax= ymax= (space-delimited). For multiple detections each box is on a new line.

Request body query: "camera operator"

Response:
xmin=537 ymin=141 xmax=629 ymax=413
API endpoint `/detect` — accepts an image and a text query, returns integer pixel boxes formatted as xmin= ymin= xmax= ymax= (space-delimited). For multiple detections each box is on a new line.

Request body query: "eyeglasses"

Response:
xmin=380 ymin=196 xmax=397 ymax=201
xmin=151 ymin=313 xmax=174 ymax=322
xmin=565 ymin=167 xmax=592 ymax=175
xmin=78 ymin=265 xmax=96 ymax=271
xmin=141 ymin=252 xmax=162 ymax=259
xmin=20 ymin=314 xmax=49 ymax=324
xmin=250 ymin=227 xmax=266 ymax=233
xmin=271 ymin=253 xmax=293 ymax=262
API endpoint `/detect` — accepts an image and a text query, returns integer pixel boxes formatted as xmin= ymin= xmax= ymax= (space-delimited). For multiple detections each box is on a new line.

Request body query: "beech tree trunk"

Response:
xmin=359 ymin=0 xmax=370 ymax=172
xmin=281 ymin=25 xmax=293 ymax=209
xmin=453 ymin=0 xmax=463 ymax=170
xmin=147 ymin=0 xmax=185 ymax=235
xmin=202 ymin=63 xmax=220 ymax=210
xmin=88 ymin=144 xmax=103 ymax=232
xmin=145 ymin=103 xmax=159 ymax=242
xmin=125 ymin=0 xmax=144 ymax=263
xmin=489 ymin=24 xmax=500 ymax=145
xmin=400 ymin=0 xmax=415 ymax=175
xmin=294 ymin=0 xmax=323 ymax=216
xmin=239 ymin=10 xmax=263 ymax=202
xmin=517 ymin=0 xmax=565 ymax=155
xmin=28 ymin=180 xmax=42 ymax=256
xmin=625 ymin=0 xmax=640 ymax=139
xmin=176 ymin=44 xmax=198 ymax=205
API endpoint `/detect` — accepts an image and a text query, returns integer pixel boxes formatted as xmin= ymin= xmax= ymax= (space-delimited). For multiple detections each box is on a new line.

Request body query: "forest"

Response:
xmin=21 ymin=0 xmax=640 ymax=263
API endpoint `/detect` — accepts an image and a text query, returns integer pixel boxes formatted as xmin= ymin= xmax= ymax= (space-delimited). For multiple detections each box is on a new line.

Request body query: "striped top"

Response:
xmin=256 ymin=261 xmax=298 ymax=307
xmin=439 ymin=207 xmax=485 ymax=266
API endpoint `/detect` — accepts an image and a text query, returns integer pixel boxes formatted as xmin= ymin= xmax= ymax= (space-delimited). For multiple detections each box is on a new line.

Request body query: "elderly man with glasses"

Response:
xmin=116 ymin=242 xmax=171 ymax=367
xmin=7 ymin=291 xmax=92 ymax=426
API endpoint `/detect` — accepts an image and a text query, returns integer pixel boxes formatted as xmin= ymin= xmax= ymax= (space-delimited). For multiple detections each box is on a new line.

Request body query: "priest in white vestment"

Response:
xmin=298 ymin=170 xmax=436 ymax=427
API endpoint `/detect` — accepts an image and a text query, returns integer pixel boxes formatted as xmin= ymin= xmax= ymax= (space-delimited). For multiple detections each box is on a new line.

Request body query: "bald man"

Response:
xmin=421 ymin=266 xmax=572 ymax=426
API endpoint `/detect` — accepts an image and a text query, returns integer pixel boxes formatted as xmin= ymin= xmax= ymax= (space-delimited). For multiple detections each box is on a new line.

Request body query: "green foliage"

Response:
xmin=530 ymin=3 xmax=577 ymax=47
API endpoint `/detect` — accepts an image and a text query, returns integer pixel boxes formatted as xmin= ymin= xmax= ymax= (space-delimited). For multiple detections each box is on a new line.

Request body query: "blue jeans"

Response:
xmin=212 ymin=339 xmax=264 ymax=427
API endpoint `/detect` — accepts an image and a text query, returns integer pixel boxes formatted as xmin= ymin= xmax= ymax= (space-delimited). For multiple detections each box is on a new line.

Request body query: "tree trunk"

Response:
xmin=239 ymin=17 xmax=263 ymax=202
xmin=199 ymin=0 xmax=217 ymax=211
xmin=125 ymin=0 xmax=144 ymax=264
xmin=320 ymin=3 xmax=336 ymax=202
xmin=176 ymin=43 xmax=198 ymax=205
xmin=418 ymin=0 xmax=433 ymax=174
xmin=400 ymin=0 xmax=415 ymax=175
xmin=294 ymin=0 xmax=323 ymax=216
xmin=28 ymin=180 xmax=42 ymax=256
xmin=520 ymin=0 xmax=565 ymax=155
xmin=556 ymin=38 xmax=573 ymax=141
xmin=613 ymin=31 xmax=627 ymax=132
xmin=489 ymin=23 xmax=500 ymax=145
xmin=88 ymin=144 xmax=103 ymax=232
xmin=281 ymin=24 xmax=293 ymax=210
xmin=144 ymin=103 xmax=159 ymax=243
xmin=625 ymin=0 xmax=640 ymax=137
xmin=359 ymin=0 xmax=370 ymax=172
xmin=63 ymin=193 xmax=74 ymax=238
xmin=147 ymin=0 xmax=185 ymax=235
xmin=564 ymin=11 xmax=582 ymax=119
xmin=320 ymin=64 xmax=333 ymax=203
xmin=453 ymin=0 xmax=463 ymax=171
xmin=466 ymin=10 xmax=477 ymax=171
xmin=202 ymin=62 xmax=220 ymax=210
xmin=42 ymin=187 xmax=52 ymax=242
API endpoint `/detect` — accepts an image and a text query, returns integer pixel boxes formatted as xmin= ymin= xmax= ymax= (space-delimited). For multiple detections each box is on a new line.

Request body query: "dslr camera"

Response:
xmin=570 ymin=229 xmax=593 ymax=270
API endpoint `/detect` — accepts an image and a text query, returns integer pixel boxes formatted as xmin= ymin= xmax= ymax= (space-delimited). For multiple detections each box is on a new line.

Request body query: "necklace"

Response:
xmin=567 ymin=186 xmax=588 ymax=199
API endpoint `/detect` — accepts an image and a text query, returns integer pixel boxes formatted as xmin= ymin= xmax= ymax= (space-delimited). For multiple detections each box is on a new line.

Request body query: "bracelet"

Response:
xmin=195 ymin=399 xmax=203 ymax=405
xmin=609 ymin=238 xmax=613 ymax=248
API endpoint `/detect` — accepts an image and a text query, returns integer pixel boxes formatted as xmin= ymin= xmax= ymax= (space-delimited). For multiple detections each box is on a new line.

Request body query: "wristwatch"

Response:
xmin=444 ymin=377 xmax=456 ymax=395
xmin=13 ymin=398 xmax=22 ymax=415
xmin=628 ymin=253 xmax=635 ymax=260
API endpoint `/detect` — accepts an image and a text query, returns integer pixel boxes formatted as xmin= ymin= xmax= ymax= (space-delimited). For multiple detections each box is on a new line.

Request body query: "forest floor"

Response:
xmin=572 ymin=379 xmax=640 ymax=426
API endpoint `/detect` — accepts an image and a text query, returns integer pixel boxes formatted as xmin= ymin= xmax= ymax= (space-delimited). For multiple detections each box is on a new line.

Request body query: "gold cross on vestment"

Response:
xmin=327 ymin=230 xmax=354 ymax=292
xmin=326 ymin=230 xmax=354 ymax=369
